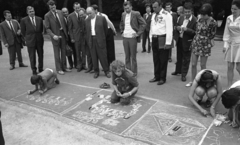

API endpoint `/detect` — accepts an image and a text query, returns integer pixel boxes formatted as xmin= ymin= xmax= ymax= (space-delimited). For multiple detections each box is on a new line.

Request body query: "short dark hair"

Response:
xmin=79 ymin=8 xmax=86 ymax=13
xmin=184 ymin=2 xmax=193 ymax=10
xmin=165 ymin=2 xmax=172 ymax=7
xmin=73 ymin=2 xmax=80 ymax=7
xmin=200 ymin=70 xmax=214 ymax=83
xmin=222 ymin=88 xmax=240 ymax=109
xmin=30 ymin=75 xmax=42 ymax=85
xmin=199 ymin=3 xmax=212 ymax=16
xmin=92 ymin=4 xmax=98 ymax=10
xmin=26 ymin=6 xmax=34 ymax=13
xmin=154 ymin=0 xmax=163 ymax=6
xmin=3 ymin=10 xmax=11 ymax=17
xmin=232 ymin=0 xmax=240 ymax=9
xmin=123 ymin=1 xmax=132 ymax=7
xmin=47 ymin=0 xmax=55 ymax=5
xmin=145 ymin=3 xmax=151 ymax=8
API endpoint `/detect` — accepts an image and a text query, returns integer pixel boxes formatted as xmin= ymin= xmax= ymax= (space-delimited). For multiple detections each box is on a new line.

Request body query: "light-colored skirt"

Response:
xmin=225 ymin=42 xmax=240 ymax=62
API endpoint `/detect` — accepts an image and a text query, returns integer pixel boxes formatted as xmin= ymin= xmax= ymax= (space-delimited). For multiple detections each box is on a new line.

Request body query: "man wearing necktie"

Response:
xmin=68 ymin=2 xmax=87 ymax=72
xmin=0 ymin=10 xmax=28 ymax=70
xmin=21 ymin=6 xmax=44 ymax=75
xmin=172 ymin=2 xmax=197 ymax=82
xmin=44 ymin=0 xmax=71 ymax=75
xmin=142 ymin=4 xmax=152 ymax=53
xmin=149 ymin=1 xmax=173 ymax=85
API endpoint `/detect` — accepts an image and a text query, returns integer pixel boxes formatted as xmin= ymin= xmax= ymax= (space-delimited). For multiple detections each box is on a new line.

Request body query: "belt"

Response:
xmin=152 ymin=34 xmax=166 ymax=38
xmin=91 ymin=35 xmax=96 ymax=37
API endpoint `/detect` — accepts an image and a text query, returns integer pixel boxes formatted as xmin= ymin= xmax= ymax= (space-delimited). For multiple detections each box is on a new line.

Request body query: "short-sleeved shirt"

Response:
xmin=195 ymin=69 xmax=219 ymax=89
xmin=112 ymin=69 xmax=139 ymax=93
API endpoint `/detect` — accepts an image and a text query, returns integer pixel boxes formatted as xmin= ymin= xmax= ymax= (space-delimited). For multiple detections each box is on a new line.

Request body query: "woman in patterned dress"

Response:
xmin=223 ymin=0 xmax=240 ymax=88
xmin=186 ymin=3 xmax=217 ymax=87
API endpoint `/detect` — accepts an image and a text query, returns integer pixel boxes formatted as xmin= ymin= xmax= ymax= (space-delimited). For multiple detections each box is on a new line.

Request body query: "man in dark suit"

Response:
xmin=62 ymin=7 xmax=77 ymax=70
xmin=85 ymin=7 xmax=111 ymax=79
xmin=120 ymin=1 xmax=146 ymax=77
xmin=21 ymin=6 xmax=44 ymax=75
xmin=0 ymin=10 xmax=28 ymax=70
xmin=142 ymin=4 xmax=152 ymax=53
xmin=165 ymin=2 xmax=178 ymax=63
xmin=44 ymin=0 xmax=71 ymax=75
xmin=68 ymin=2 xmax=87 ymax=72
xmin=172 ymin=2 xmax=197 ymax=82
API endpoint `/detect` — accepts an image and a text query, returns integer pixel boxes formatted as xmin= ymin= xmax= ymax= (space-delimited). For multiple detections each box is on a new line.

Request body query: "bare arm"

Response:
xmin=28 ymin=84 xmax=39 ymax=95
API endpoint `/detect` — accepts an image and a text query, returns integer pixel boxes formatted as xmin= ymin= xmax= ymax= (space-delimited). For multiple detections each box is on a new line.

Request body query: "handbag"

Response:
xmin=66 ymin=45 xmax=73 ymax=56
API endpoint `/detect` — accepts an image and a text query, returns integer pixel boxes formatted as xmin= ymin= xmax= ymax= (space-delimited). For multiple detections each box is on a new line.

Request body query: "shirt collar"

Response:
xmin=29 ymin=16 xmax=35 ymax=19
xmin=185 ymin=15 xmax=192 ymax=21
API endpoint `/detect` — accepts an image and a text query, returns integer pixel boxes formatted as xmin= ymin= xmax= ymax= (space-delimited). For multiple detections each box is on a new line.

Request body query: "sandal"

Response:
xmin=99 ymin=82 xmax=110 ymax=89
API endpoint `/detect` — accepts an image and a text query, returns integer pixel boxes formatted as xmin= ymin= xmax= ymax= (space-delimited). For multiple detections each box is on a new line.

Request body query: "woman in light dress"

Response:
xmin=223 ymin=0 xmax=240 ymax=88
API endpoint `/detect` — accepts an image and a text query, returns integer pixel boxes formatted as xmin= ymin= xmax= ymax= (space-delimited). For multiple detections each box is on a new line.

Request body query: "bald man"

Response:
xmin=85 ymin=7 xmax=110 ymax=79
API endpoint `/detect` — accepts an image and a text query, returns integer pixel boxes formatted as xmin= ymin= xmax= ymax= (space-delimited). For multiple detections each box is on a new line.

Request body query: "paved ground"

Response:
xmin=0 ymin=37 xmax=239 ymax=145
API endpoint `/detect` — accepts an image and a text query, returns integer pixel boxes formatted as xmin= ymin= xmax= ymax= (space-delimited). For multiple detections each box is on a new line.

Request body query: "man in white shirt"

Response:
xmin=85 ymin=7 xmax=110 ymax=79
xmin=119 ymin=1 xmax=146 ymax=77
xmin=92 ymin=4 xmax=117 ymax=67
xmin=149 ymin=1 xmax=173 ymax=85
xmin=20 ymin=6 xmax=44 ymax=75
xmin=0 ymin=10 xmax=28 ymax=70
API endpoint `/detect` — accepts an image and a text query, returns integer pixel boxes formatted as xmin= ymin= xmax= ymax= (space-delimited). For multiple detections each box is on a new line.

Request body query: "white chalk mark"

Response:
xmin=198 ymin=120 xmax=214 ymax=145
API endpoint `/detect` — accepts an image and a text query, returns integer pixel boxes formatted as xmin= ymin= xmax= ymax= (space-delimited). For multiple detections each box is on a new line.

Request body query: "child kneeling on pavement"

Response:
xmin=110 ymin=60 xmax=139 ymax=105
xmin=28 ymin=68 xmax=60 ymax=95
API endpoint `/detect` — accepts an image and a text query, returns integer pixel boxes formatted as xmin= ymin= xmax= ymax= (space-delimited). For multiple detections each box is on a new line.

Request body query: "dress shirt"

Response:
xmin=51 ymin=11 xmax=62 ymax=29
xmin=91 ymin=15 xmax=96 ymax=36
xmin=123 ymin=12 xmax=136 ymax=38
xmin=5 ymin=20 xmax=16 ymax=33
xmin=146 ymin=13 xmax=151 ymax=19
xmin=180 ymin=15 xmax=192 ymax=38
xmin=29 ymin=16 xmax=36 ymax=26
xmin=149 ymin=9 xmax=173 ymax=44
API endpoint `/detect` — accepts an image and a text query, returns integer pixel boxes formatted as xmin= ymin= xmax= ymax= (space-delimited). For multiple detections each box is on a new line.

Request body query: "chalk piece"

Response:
xmin=213 ymin=119 xmax=222 ymax=126
xmin=124 ymin=115 xmax=131 ymax=119
xmin=86 ymin=94 xmax=91 ymax=97
xmin=99 ymin=95 xmax=104 ymax=99
xmin=85 ymin=97 xmax=92 ymax=101
xmin=105 ymin=95 xmax=111 ymax=99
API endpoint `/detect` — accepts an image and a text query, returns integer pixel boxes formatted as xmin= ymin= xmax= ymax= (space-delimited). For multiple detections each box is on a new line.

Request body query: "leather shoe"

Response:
xmin=105 ymin=72 xmax=111 ymax=78
xmin=157 ymin=80 xmax=166 ymax=85
xmin=32 ymin=71 xmax=37 ymax=75
xmin=90 ymin=70 xmax=95 ymax=73
xmin=77 ymin=68 xmax=83 ymax=72
xmin=19 ymin=63 xmax=28 ymax=67
xmin=94 ymin=73 xmax=99 ymax=79
xmin=181 ymin=76 xmax=186 ymax=82
xmin=171 ymin=72 xmax=181 ymax=76
xmin=149 ymin=78 xmax=159 ymax=83
xmin=85 ymin=69 xmax=92 ymax=73
xmin=9 ymin=65 xmax=15 ymax=70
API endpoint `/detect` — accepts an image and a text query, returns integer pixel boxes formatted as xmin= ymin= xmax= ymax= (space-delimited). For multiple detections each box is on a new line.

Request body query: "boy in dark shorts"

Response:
xmin=28 ymin=68 xmax=60 ymax=95
xmin=110 ymin=60 xmax=139 ymax=105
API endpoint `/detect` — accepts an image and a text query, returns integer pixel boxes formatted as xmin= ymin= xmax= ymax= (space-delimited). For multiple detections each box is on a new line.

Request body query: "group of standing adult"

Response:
xmin=0 ymin=0 xmax=116 ymax=79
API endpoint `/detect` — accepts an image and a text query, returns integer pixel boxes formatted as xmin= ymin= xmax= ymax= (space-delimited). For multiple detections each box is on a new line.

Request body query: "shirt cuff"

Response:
xmin=224 ymin=42 xmax=229 ymax=49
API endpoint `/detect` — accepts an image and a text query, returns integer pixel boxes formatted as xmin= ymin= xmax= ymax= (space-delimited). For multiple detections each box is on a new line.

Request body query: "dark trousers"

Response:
xmin=0 ymin=41 xmax=2 ymax=55
xmin=8 ymin=38 xmax=23 ymax=66
xmin=0 ymin=112 xmax=5 ymax=145
xmin=123 ymin=37 xmax=138 ymax=74
xmin=142 ymin=30 xmax=151 ymax=52
xmin=75 ymin=40 xmax=86 ymax=69
xmin=106 ymin=28 xmax=115 ymax=67
xmin=52 ymin=31 xmax=66 ymax=71
xmin=175 ymin=38 xmax=191 ymax=77
xmin=110 ymin=90 xmax=136 ymax=105
xmin=27 ymin=43 xmax=43 ymax=72
xmin=152 ymin=37 xmax=169 ymax=81
xmin=66 ymin=40 xmax=77 ymax=68
xmin=85 ymin=41 xmax=93 ymax=69
xmin=90 ymin=36 xmax=109 ymax=73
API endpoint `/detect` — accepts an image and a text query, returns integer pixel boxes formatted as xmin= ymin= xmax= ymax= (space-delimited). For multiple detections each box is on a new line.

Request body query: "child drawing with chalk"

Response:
xmin=221 ymin=80 xmax=240 ymax=128
xmin=188 ymin=69 xmax=222 ymax=117
xmin=28 ymin=68 xmax=60 ymax=95
xmin=110 ymin=60 xmax=139 ymax=105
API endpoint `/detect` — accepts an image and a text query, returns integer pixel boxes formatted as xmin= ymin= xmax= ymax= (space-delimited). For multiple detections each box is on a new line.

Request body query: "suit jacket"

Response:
xmin=119 ymin=11 xmax=146 ymax=42
xmin=85 ymin=15 xmax=108 ymax=50
xmin=68 ymin=12 xmax=85 ymax=42
xmin=177 ymin=15 xmax=197 ymax=51
xmin=143 ymin=13 xmax=152 ymax=31
xmin=0 ymin=20 xmax=22 ymax=46
xmin=44 ymin=10 xmax=68 ymax=45
xmin=171 ymin=12 xmax=178 ymax=41
xmin=20 ymin=16 xmax=44 ymax=48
